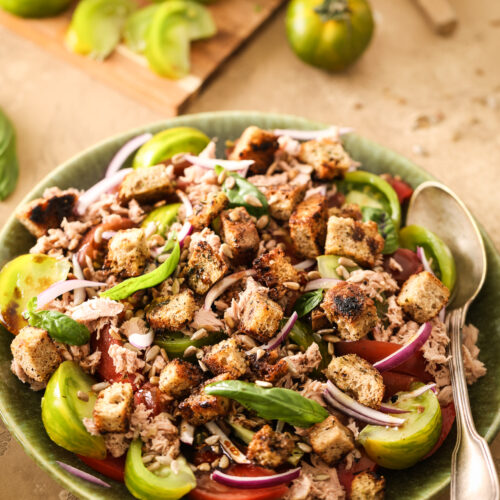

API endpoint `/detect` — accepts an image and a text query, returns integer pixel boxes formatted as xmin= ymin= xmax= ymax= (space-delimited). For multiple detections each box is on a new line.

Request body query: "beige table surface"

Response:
xmin=0 ymin=0 xmax=499 ymax=498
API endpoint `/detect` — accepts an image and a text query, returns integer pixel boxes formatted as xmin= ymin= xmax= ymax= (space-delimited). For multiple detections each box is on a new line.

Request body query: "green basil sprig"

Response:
xmin=0 ymin=108 xmax=19 ymax=201
xmin=294 ymin=289 xmax=324 ymax=318
xmin=205 ymin=380 xmax=329 ymax=428
xmin=362 ymin=206 xmax=398 ymax=255
xmin=214 ymin=165 xmax=268 ymax=218
xmin=101 ymin=241 xmax=180 ymax=300
xmin=24 ymin=298 xmax=90 ymax=346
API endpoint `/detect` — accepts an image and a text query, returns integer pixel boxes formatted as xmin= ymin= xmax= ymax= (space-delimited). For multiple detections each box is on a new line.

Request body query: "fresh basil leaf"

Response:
xmin=215 ymin=165 xmax=268 ymax=218
xmin=288 ymin=318 xmax=331 ymax=371
xmin=294 ymin=289 xmax=324 ymax=318
xmin=205 ymin=380 xmax=328 ymax=428
xmin=0 ymin=108 xmax=19 ymax=201
xmin=24 ymin=298 xmax=90 ymax=346
xmin=362 ymin=206 xmax=398 ymax=254
xmin=101 ymin=241 xmax=180 ymax=300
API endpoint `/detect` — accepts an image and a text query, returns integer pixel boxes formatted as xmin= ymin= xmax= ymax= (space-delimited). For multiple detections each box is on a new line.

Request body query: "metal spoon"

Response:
xmin=406 ymin=180 xmax=499 ymax=500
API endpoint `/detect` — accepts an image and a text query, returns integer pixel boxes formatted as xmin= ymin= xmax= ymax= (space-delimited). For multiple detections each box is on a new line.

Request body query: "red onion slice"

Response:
xmin=273 ymin=126 xmax=353 ymax=141
xmin=199 ymin=141 xmax=216 ymax=159
xmin=261 ymin=312 xmax=298 ymax=350
xmin=379 ymin=404 xmax=410 ymax=414
xmin=76 ymin=168 xmax=132 ymax=216
xmin=104 ymin=133 xmax=153 ymax=178
xmin=373 ymin=322 xmax=432 ymax=372
xmin=304 ymin=278 xmax=341 ymax=291
xmin=211 ymin=467 xmax=301 ymax=489
xmin=205 ymin=422 xmax=250 ymax=464
xmin=326 ymin=381 xmax=405 ymax=427
xmin=184 ymin=154 xmax=254 ymax=171
xmin=416 ymin=246 xmax=434 ymax=274
xmin=128 ymin=330 xmax=154 ymax=350
xmin=71 ymin=255 xmax=86 ymax=306
xmin=177 ymin=221 xmax=193 ymax=247
xmin=293 ymin=259 xmax=315 ymax=271
xmin=37 ymin=279 xmax=106 ymax=309
xmin=180 ymin=419 xmax=195 ymax=445
xmin=56 ymin=461 xmax=110 ymax=488
xmin=204 ymin=270 xmax=256 ymax=310
xmin=176 ymin=189 xmax=193 ymax=217
xmin=398 ymin=383 xmax=437 ymax=400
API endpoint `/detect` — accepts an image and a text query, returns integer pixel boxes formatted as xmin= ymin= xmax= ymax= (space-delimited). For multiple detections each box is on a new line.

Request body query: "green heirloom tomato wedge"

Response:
xmin=123 ymin=4 xmax=161 ymax=53
xmin=133 ymin=127 xmax=210 ymax=169
xmin=66 ymin=0 xmax=137 ymax=60
xmin=42 ymin=361 xmax=106 ymax=459
xmin=0 ymin=0 xmax=72 ymax=17
xmin=0 ymin=254 xmax=70 ymax=335
xmin=358 ymin=383 xmax=442 ymax=469
xmin=317 ymin=254 xmax=359 ymax=279
xmin=0 ymin=107 xmax=19 ymax=201
xmin=125 ymin=440 xmax=196 ymax=500
xmin=399 ymin=224 xmax=456 ymax=291
xmin=142 ymin=203 xmax=181 ymax=237
xmin=155 ymin=330 xmax=226 ymax=358
xmin=286 ymin=0 xmax=374 ymax=72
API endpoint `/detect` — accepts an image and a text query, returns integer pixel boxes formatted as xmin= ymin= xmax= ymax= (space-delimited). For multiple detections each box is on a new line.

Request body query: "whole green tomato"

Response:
xmin=0 ymin=0 xmax=72 ymax=17
xmin=286 ymin=0 xmax=374 ymax=72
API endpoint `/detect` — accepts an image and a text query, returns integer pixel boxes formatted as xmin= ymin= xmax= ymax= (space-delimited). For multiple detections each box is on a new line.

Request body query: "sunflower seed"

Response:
xmin=197 ymin=462 xmax=211 ymax=471
xmin=198 ymin=360 xmax=208 ymax=372
xmin=225 ymin=315 xmax=236 ymax=329
xmin=336 ymin=265 xmax=350 ymax=279
xmin=314 ymin=474 xmax=331 ymax=481
xmin=225 ymin=176 xmax=236 ymax=190
xmin=149 ymin=376 xmax=160 ymax=385
xmin=256 ymin=348 xmax=266 ymax=361
xmin=184 ymin=346 xmax=199 ymax=358
xmin=147 ymin=462 xmax=161 ymax=472
xmin=297 ymin=442 xmax=312 ymax=453
xmin=323 ymin=334 xmax=339 ymax=343
xmin=217 ymin=170 xmax=228 ymax=185
xmin=205 ymin=435 xmax=220 ymax=445
xmin=265 ymin=239 xmax=277 ymax=250
xmin=255 ymin=380 xmax=272 ymax=388
xmin=328 ymin=342 xmax=335 ymax=355
xmin=219 ymin=455 xmax=230 ymax=469
xmin=171 ymin=279 xmax=180 ymax=295
xmin=256 ymin=215 xmax=269 ymax=229
xmin=77 ymin=391 xmax=89 ymax=402
xmin=243 ymin=194 xmax=263 ymax=207
xmin=192 ymin=328 xmax=208 ymax=341
xmin=307 ymin=271 xmax=321 ymax=280
xmin=283 ymin=281 xmax=300 ymax=291
xmin=338 ymin=257 xmax=357 ymax=268
xmin=211 ymin=458 xmax=220 ymax=468
xmin=220 ymin=243 xmax=233 ymax=258
xmin=214 ymin=300 xmax=229 ymax=311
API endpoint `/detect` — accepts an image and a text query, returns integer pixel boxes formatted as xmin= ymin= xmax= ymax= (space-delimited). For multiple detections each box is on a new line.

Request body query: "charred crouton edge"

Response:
xmin=93 ymin=382 xmax=133 ymax=433
xmin=202 ymin=338 xmax=249 ymax=378
xmin=351 ymin=471 xmax=386 ymax=500
xmin=397 ymin=271 xmax=450 ymax=323
xmin=220 ymin=207 xmax=260 ymax=264
xmin=189 ymin=191 xmax=229 ymax=231
xmin=326 ymin=354 xmax=385 ymax=409
xmin=105 ymin=228 xmax=149 ymax=278
xmin=328 ymin=203 xmax=363 ymax=221
xmin=321 ymin=281 xmax=378 ymax=341
xmin=247 ymin=424 xmax=295 ymax=468
xmin=159 ymin=359 xmax=203 ymax=399
xmin=118 ymin=165 xmax=175 ymax=204
xmin=264 ymin=183 xmax=306 ymax=221
xmin=146 ymin=289 xmax=197 ymax=331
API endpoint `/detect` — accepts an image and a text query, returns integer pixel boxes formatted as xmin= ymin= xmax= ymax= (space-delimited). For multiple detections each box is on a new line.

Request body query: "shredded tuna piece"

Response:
xmin=348 ymin=270 xmax=398 ymax=302
xmin=140 ymin=413 xmax=180 ymax=463
xmin=247 ymin=173 xmax=289 ymax=187
xmin=104 ymin=433 xmax=131 ymax=458
xmin=190 ymin=308 xmax=224 ymax=332
xmin=300 ymin=380 xmax=328 ymax=408
xmin=284 ymin=343 xmax=322 ymax=377
xmin=437 ymin=385 xmax=453 ymax=406
xmin=10 ymin=359 xmax=46 ymax=391
xmin=127 ymin=199 xmax=145 ymax=224
xmin=179 ymin=165 xmax=219 ymax=202
xmin=109 ymin=344 xmax=145 ymax=375
xmin=188 ymin=227 xmax=222 ymax=256
xmin=121 ymin=317 xmax=149 ymax=338
xmin=82 ymin=418 xmax=100 ymax=436
xmin=71 ymin=298 xmax=124 ymax=326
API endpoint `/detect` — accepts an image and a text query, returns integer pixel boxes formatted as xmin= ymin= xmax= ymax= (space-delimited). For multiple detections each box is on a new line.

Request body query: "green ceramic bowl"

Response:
xmin=0 ymin=111 xmax=498 ymax=499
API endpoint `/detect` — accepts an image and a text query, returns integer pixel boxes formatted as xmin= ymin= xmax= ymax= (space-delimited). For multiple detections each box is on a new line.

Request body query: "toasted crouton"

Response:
xmin=321 ymin=282 xmax=378 ymax=341
xmin=159 ymin=359 xmax=203 ymax=399
xmin=298 ymin=138 xmax=353 ymax=180
xmin=178 ymin=373 xmax=232 ymax=425
xmin=264 ymin=184 xmax=306 ymax=221
xmin=93 ymin=382 xmax=133 ymax=433
xmin=16 ymin=189 xmax=78 ymax=238
xmin=189 ymin=191 xmax=229 ymax=231
xmin=289 ymin=193 xmax=328 ymax=258
xmin=308 ymin=415 xmax=355 ymax=465
xmin=325 ymin=216 xmax=384 ymax=267
xmin=105 ymin=228 xmax=149 ymax=277
xmin=202 ymin=338 xmax=248 ymax=378
xmin=118 ymin=165 xmax=174 ymax=204
xmin=229 ymin=126 xmax=279 ymax=175
xmin=146 ymin=290 xmax=197 ymax=331
xmin=326 ymin=354 xmax=385 ymax=409
xmin=253 ymin=247 xmax=303 ymax=300
xmin=397 ymin=271 xmax=449 ymax=323
xmin=328 ymin=203 xmax=363 ymax=221
xmin=351 ymin=471 xmax=386 ymax=500
xmin=247 ymin=425 xmax=294 ymax=468
xmin=10 ymin=327 xmax=61 ymax=383
xmin=311 ymin=308 xmax=330 ymax=331
xmin=220 ymin=207 xmax=260 ymax=264
xmin=247 ymin=350 xmax=289 ymax=384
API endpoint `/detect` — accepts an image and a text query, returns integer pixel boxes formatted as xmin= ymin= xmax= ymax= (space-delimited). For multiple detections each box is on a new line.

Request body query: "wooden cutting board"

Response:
xmin=0 ymin=0 xmax=286 ymax=116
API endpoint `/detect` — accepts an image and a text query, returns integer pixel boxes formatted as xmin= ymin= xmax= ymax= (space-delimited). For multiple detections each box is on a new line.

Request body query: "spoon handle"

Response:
xmin=448 ymin=308 xmax=499 ymax=500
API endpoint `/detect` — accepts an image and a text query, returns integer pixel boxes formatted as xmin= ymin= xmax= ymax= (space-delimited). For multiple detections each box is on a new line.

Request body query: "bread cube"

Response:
xmin=189 ymin=191 xmax=229 ymax=231
xmin=159 ymin=359 xmax=203 ymax=399
xmin=119 ymin=165 xmax=174 ymax=204
xmin=146 ymin=289 xmax=197 ymax=331
xmin=105 ymin=228 xmax=149 ymax=277
xmin=202 ymin=338 xmax=248 ymax=378
xmin=93 ymin=382 xmax=133 ymax=433
xmin=328 ymin=203 xmax=363 ymax=221
xmin=351 ymin=471 xmax=386 ymax=500
xmin=264 ymin=184 xmax=306 ymax=221
xmin=247 ymin=424 xmax=294 ymax=468
xmin=220 ymin=207 xmax=260 ymax=264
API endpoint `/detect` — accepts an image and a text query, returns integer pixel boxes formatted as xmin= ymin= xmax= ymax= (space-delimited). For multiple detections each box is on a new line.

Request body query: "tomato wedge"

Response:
xmin=382 ymin=371 xmax=421 ymax=398
xmin=424 ymin=402 xmax=456 ymax=459
xmin=337 ymin=452 xmax=377 ymax=494
xmin=189 ymin=464 xmax=289 ymax=500
xmin=383 ymin=248 xmax=423 ymax=286
xmin=78 ymin=454 xmax=125 ymax=482
xmin=384 ymin=175 xmax=413 ymax=205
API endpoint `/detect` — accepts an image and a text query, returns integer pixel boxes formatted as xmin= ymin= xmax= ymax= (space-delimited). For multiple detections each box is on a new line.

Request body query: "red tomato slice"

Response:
xmin=335 ymin=339 xmax=432 ymax=381
xmin=382 ymin=371 xmax=421 ymax=398
xmin=189 ymin=464 xmax=289 ymax=500
xmin=424 ymin=402 xmax=456 ymax=459
xmin=383 ymin=248 xmax=423 ymax=286
xmin=78 ymin=454 xmax=125 ymax=482
xmin=337 ymin=452 xmax=377 ymax=494
xmin=385 ymin=176 xmax=414 ymax=204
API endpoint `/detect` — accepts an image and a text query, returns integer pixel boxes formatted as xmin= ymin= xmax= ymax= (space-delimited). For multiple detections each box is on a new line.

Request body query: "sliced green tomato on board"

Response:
xmin=358 ymin=383 xmax=442 ymax=469
xmin=132 ymin=127 xmax=210 ymax=168
xmin=0 ymin=254 xmax=70 ymax=335
xmin=41 ymin=361 xmax=106 ymax=459
xmin=142 ymin=203 xmax=181 ymax=237
xmin=0 ymin=0 xmax=72 ymax=17
xmin=66 ymin=0 xmax=137 ymax=60
xmin=145 ymin=0 xmax=216 ymax=78
xmin=123 ymin=4 xmax=161 ymax=53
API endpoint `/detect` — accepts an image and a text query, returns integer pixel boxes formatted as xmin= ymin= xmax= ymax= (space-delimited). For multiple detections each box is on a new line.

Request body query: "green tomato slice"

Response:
xmin=358 ymin=383 xmax=442 ymax=469
xmin=125 ymin=440 xmax=196 ymax=500
xmin=66 ymin=0 xmax=137 ymax=60
xmin=123 ymin=4 xmax=161 ymax=53
xmin=41 ymin=361 xmax=106 ymax=459
xmin=154 ymin=330 xmax=226 ymax=358
xmin=0 ymin=254 xmax=70 ymax=334
xmin=142 ymin=203 xmax=181 ymax=237
xmin=344 ymin=189 xmax=384 ymax=210
xmin=316 ymin=254 xmax=359 ymax=279
xmin=133 ymin=127 xmax=210 ymax=169
xmin=0 ymin=0 xmax=72 ymax=17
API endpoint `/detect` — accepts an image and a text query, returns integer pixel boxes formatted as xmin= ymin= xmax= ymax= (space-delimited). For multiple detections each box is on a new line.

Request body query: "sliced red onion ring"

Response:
xmin=177 ymin=221 xmax=193 ymax=247
xmin=128 ymin=330 xmax=154 ymax=350
xmin=273 ymin=126 xmax=353 ymax=141
xmin=180 ymin=419 xmax=195 ymax=445
xmin=416 ymin=246 xmax=434 ymax=275
xmin=184 ymin=154 xmax=254 ymax=171
xmin=176 ymin=189 xmax=193 ymax=217
xmin=37 ymin=279 xmax=106 ymax=309
xmin=293 ymin=259 xmax=315 ymax=270
xmin=199 ymin=141 xmax=216 ymax=159
xmin=326 ymin=381 xmax=405 ymax=427
xmin=204 ymin=270 xmax=256 ymax=310
xmin=205 ymin=421 xmax=250 ymax=464
xmin=379 ymin=404 xmax=410 ymax=414
xmin=104 ymin=133 xmax=153 ymax=178
xmin=373 ymin=322 xmax=432 ymax=373
xmin=71 ymin=255 xmax=86 ymax=306
xmin=399 ymin=383 xmax=437 ymax=400
xmin=56 ymin=461 xmax=110 ymax=488
xmin=304 ymin=278 xmax=341 ymax=291
xmin=304 ymin=185 xmax=327 ymax=200
xmin=261 ymin=312 xmax=298 ymax=350
xmin=76 ymin=168 xmax=132 ymax=216
xmin=212 ymin=467 xmax=301 ymax=489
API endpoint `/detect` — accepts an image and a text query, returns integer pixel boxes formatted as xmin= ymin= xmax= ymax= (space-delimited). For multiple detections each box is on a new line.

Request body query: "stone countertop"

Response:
xmin=0 ymin=0 xmax=498 ymax=498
